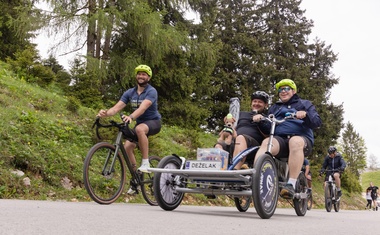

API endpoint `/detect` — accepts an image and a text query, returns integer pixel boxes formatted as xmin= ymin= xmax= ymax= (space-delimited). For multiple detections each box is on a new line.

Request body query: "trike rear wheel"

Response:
xmin=293 ymin=172 xmax=308 ymax=216
xmin=252 ymin=154 xmax=278 ymax=219
xmin=234 ymin=196 xmax=252 ymax=212
xmin=140 ymin=156 xmax=161 ymax=206
xmin=83 ymin=142 xmax=126 ymax=204
xmin=153 ymin=155 xmax=184 ymax=211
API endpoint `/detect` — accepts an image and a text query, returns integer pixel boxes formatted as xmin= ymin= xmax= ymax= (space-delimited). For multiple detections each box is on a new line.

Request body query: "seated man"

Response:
xmin=220 ymin=91 xmax=270 ymax=169
xmin=252 ymin=79 xmax=322 ymax=199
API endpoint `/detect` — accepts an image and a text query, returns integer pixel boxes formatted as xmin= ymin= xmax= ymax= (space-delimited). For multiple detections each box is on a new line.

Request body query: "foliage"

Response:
xmin=0 ymin=0 xmax=41 ymax=60
xmin=340 ymin=122 xmax=367 ymax=177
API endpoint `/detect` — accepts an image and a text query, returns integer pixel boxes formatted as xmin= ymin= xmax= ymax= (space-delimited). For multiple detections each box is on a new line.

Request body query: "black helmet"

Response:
xmin=328 ymin=146 xmax=337 ymax=154
xmin=251 ymin=91 xmax=269 ymax=103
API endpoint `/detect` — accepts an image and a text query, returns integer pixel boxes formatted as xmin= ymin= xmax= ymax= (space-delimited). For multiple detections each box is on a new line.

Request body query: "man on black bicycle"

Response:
xmin=97 ymin=64 xmax=161 ymax=194
xmin=319 ymin=146 xmax=346 ymax=198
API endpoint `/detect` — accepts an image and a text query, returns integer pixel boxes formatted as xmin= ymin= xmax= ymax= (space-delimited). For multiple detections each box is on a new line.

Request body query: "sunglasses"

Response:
xmin=278 ymin=87 xmax=292 ymax=93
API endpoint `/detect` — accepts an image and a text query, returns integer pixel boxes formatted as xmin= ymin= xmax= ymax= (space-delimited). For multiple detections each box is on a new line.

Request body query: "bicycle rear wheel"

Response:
xmin=153 ymin=155 xmax=184 ymax=211
xmin=252 ymin=154 xmax=278 ymax=219
xmin=307 ymin=190 xmax=313 ymax=210
xmin=293 ymin=172 xmax=308 ymax=216
xmin=83 ymin=142 xmax=126 ymax=204
xmin=324 ymin=184 xmax=332 ymax=212
xmin=140 ymin=156 xmax=161 ymax=206
xmin=234 ymin=196 xmax=252 ymax=212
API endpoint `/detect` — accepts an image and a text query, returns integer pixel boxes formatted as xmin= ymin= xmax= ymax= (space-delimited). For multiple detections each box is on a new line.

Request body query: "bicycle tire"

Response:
xmin=334 ymin=187 xmax=340 ymax=212
xmin=153 ymin=155 xmax=184 ymax=211
xmin=324 ymin=183 xmax=332 ymax=212
xmin=307 ymin=190 xmax=313 ymax=210
xmin=140 ymin=155 xmax=161 ymax=206
xmin=252 ymin=154 xmax=278 ymax=219
xmin=293 ymin=172 xmax=308 ymax=216
xmin=83 ymin=142 xmax=126 ymax=204
xmin=234 ymin=196 xmax=252 ymax=212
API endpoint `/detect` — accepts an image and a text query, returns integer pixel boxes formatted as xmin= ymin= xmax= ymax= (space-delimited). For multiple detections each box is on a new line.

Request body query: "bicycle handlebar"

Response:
xmin=92 ymin=115 xmax=131 ymax=140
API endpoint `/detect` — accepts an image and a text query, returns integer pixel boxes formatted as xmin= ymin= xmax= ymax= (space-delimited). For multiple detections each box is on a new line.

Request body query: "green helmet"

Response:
xmin=275 ymin=79 xmax=297 ymax=92
xmin=135 ymin=64 xmax=152 ymax=77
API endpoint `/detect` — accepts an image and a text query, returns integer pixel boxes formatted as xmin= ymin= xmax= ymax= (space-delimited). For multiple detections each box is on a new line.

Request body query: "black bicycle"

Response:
xmin=322 ymin=170 xmax=341 ymax=212
xmin=83 ymin=116 xmax=160 ymax=205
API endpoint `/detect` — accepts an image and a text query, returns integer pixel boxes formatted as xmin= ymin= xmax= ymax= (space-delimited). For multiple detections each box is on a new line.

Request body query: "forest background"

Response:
xmin=0 ymin=0 xmax=377 ymax=202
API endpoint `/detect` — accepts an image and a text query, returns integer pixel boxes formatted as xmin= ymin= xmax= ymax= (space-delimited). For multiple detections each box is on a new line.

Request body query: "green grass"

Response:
xmin=0 ymin=61 xmax=373 ymax=209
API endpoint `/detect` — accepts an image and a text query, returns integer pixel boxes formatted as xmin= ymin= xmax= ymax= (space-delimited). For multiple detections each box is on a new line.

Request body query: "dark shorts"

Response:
xmin=273 ymin=135 xmax=312 ymax=159
xmin=215 ymin=134 xmax=260 ymax=164
xmin=138 ymin=119 xmax=162 ymax=136
xmin=123 ymin=119 xmax=161 ymax=141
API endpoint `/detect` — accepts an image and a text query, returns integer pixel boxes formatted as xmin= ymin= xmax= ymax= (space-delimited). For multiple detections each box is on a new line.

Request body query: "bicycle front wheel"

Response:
xmin=324 ymin=183 xmax=332 ymax=212
xmin=140 ymin=155 xmax=161 ymax=206
xmin=307 ymin=190 xmax=313 ymax=210
xmin=83 ymin=142 xmax=126 ymax=204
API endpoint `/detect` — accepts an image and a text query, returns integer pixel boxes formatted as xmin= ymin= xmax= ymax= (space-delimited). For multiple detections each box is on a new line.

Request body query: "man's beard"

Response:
xmin=137 ymin=80 xmax=149 ymax=87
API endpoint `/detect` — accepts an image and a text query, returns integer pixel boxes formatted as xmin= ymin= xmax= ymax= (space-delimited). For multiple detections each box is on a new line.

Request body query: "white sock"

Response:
xmin=288 ymin=178 xmax=297 ymax=189
xmin=142 ymin=159 xmax=149 ymax=164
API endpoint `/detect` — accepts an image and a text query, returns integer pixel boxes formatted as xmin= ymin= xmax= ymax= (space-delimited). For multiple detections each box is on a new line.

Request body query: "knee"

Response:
xmin=289 ymin=137 xmax=304 ymax=150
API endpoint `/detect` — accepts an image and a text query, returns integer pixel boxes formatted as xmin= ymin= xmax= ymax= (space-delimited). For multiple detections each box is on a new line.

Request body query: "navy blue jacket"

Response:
xmin=320 ymin=153 xmax=346 ymax=173
xmin=268 ymin=94 xmax=322 ymax=144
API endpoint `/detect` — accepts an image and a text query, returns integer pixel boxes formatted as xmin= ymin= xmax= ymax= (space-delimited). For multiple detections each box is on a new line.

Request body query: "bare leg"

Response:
xmin=135 ymin=123 xmax=149 ymax=160
xmin=287 ymin=136 xmax=305 ymax=180
xmin=125 ymin=141 xmax=137 ymax=171
xmin=232 ymin=135 xmax=248 ymax=169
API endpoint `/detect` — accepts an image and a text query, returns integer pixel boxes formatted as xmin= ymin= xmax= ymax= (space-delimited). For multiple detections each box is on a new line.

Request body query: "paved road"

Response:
xmin=0 ymin=199 xmax=377 ymax=235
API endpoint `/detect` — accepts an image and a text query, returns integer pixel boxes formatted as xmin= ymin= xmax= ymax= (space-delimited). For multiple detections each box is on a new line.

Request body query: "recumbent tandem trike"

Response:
xmin=148 ymin=113 xmax=310 ymax=219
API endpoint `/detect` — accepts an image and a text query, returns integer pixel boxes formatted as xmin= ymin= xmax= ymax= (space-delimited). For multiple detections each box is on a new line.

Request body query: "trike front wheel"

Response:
xmin=293 ymin=172 xmax=308 ymax=216
xmin=252 ymin=154 xmax=278 ymax=219
xmin=153 ymin=155 xmax=184 ymax=211
xmin=83 ymin=142 xmax=126 ymax=204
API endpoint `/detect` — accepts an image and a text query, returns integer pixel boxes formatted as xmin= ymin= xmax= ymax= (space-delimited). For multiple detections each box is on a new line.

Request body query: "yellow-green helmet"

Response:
xmin=275 ymin=79 xmax=297 ymax=92
xmin=135 ymin=64 xmax=152 ymax=77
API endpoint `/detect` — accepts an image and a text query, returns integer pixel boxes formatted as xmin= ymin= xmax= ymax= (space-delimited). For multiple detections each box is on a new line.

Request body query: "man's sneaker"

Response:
xmin=337 ymin=190 xmax=342 ymax=198
xmin=138 ymin=162 xmax=151 ymax=173
xmin=280 ymin=183 xmax=295 ymax=199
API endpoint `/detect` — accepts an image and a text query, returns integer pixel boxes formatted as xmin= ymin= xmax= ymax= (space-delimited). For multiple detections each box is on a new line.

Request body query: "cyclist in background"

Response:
xmin=97 ymin=64 xmax=161 ymax=194
xmin=319 ymin=146 xmax=346 ymax=198
xmin=253 ymin=79 xmax=322 ymax=199
xmin=302 ymin=158 xmax=312 ymax=192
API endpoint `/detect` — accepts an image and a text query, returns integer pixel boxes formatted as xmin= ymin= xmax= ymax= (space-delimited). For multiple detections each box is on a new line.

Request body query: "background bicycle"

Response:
xmin=321 ymin=170 xmax=341 ymax=212
xmin=83 ymin=117 xmax=160 ymax=205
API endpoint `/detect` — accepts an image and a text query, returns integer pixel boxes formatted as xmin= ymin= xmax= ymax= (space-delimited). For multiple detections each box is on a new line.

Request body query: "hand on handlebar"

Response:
xmin=295 ymin=110 xmax=307 ymax=119
xmin=120 ymin=113 xmax=132 ymax=124
xmin=97 ymin=109 xmax=108 ymax=117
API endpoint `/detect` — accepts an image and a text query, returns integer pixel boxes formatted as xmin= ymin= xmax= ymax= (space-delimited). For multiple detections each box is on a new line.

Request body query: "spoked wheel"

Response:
xmin=140 ymin=156 xmax=161 ymax=206
xmin=324 ymin=184 xmax=332 ymax=212
xmin=293 ymin=172 xmax=308 ymax=216
xmin=153 ymin=155 xmax=184 ymax=211
xmin=252 ymin=154 xmax=278 ymax=219
xmin=83 ymin=142 xmax=126 ymax=204
xmin=234 ymin=196 xmax=252 ymax=212
xmin=307 ymin=190 xmax=313 ymax=210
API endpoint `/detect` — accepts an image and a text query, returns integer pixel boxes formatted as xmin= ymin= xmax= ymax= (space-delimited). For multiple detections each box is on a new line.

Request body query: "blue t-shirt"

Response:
xmin=120 ymin=84 xmax=161 ymax=124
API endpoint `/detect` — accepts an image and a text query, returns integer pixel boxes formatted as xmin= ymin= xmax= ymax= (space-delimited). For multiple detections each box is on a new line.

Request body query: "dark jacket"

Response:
xmin=236 ymin=111 xmax=270 ymax=144
xmin=268 ymin=94 xmax=322 ymax=144
xmin=320 ymin=153 xmax=346 ymax=174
